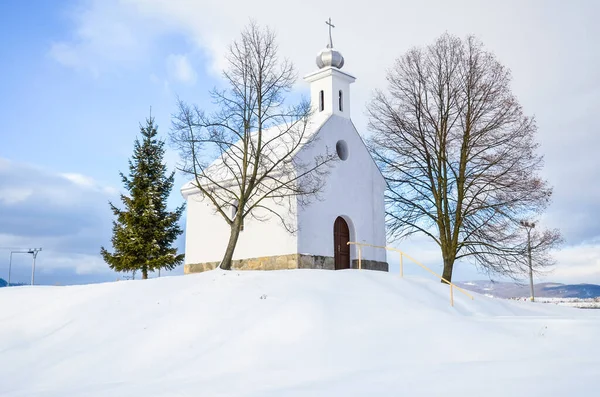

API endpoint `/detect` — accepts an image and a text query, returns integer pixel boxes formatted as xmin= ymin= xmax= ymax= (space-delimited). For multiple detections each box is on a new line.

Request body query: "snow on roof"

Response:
xmin=181 ymin=113 xmax=331 ymax=196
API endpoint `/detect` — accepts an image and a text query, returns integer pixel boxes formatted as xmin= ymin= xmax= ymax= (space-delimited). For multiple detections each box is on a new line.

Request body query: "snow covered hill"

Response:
xmin=1 ymin=269 xmax=599 ymax=396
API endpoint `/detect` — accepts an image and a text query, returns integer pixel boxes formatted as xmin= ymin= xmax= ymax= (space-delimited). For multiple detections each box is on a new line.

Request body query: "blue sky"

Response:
xmin=1 ymin=0 xmax=599 ymax=285
xmin=0 ymin=0 xmax=212 ymax=284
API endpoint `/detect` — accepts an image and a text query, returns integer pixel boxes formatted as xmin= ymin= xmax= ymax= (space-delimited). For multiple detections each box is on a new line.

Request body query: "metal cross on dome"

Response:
xmin=325 ymin=17 xmax=335 ymax=48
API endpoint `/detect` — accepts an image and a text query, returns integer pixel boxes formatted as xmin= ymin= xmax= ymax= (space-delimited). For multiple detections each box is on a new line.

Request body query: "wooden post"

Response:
xmin=358 ymin=246 xmax=362 ymax=270
xmin=399 ymin=252 xmax=403 ymax=278
xmin=450 ymin=284 xmax=454 ymax=307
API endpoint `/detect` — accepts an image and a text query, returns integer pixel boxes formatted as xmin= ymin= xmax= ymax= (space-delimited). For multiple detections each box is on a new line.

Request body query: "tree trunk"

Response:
xmin=441 ymin=256 xmax=454 ymax=284
xmin=142 ymin=268 xmax=148 ymax=279
xmin=220 ymin=217 xmax=243 ymax=270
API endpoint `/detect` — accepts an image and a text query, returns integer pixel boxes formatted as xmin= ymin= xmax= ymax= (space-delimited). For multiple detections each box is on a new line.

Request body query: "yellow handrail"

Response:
xmin=347 ymin=241 xmax=474 ymax=306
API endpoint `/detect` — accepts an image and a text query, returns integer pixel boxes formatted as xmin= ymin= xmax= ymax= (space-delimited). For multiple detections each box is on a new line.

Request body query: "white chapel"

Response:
xmin=182 ymin=25 xmax=388 ymax=273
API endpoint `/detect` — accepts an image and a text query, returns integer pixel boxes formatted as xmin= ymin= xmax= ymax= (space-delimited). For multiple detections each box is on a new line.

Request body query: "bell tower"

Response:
xmin=303 ymin=18 xmax=356 ymax=119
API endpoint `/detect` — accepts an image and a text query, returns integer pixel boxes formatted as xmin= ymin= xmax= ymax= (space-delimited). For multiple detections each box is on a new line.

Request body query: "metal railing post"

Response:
xmin=450 ymin=284 xmax=454 ymax=307
xmin=358 ymin=246 xmax=362 ymax=270
xmin=399 ymin=252 xmax=403 ymax=278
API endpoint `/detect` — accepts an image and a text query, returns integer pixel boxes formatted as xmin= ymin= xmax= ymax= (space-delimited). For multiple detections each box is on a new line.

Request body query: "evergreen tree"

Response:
xmin=101 ymin=116 xmax=185 ymax=279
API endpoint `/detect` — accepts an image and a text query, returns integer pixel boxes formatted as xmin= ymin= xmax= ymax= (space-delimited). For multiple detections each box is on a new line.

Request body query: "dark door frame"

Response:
xmin=334 ymin=216 xmax=350 ymax=270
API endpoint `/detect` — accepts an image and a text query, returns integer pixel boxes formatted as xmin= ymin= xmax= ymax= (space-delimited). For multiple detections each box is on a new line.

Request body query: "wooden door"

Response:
xmin=334 ymin=217 xmax=350 ymax=270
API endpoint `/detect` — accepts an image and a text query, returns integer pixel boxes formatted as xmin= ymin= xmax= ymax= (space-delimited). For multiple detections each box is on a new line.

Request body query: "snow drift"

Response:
xmin=1 ymin=269 xmax=599 ymax=396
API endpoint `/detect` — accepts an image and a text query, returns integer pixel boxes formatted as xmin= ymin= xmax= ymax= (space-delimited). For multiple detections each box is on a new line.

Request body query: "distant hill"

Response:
xmin=456 ymin=280 xmax=600 ymax=299
xmin=0 ymin=278 xmax=26 ymax=288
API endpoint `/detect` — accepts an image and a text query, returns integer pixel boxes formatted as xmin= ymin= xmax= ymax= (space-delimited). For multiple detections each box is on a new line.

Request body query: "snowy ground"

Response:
xmin=1 ymin=269 xmax=599 ymax=396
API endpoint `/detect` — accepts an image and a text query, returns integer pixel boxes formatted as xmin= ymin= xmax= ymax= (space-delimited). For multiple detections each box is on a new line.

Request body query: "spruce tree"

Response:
xmin=101 ymin=116 xmax=185 ymax=279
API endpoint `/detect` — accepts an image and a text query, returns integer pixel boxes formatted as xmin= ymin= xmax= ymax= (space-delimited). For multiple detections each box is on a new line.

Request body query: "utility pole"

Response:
xmin=520 ymin=221 xmax=536 ymax=302
xmin=28 ymin=248 xmax=42 ymax=285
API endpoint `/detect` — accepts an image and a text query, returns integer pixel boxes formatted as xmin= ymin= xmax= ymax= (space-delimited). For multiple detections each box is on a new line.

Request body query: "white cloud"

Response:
xmin=384 ymin=234 xmax=600 ymax=285
xmin=49 ymin=42 xmax=90 ymax=73
xmin=0 ymin=158 xmax=116 ymax=266
xmin=43 ymin=251 xmax=110 ymax=275
xmin=48 ymin=0 xmax=167 ymax=75
xmin=0 ymin=187 xmax=33 ymax=205
xmin=61 ymin=172 xmax=119 ymax=196
xmin=103 ymin=186 xmax=119 ymax=196
xmin=50 ymin=0 xmax=600 ymax=143
xmin=61 ymin=173 xmax=97 ymax=188
xmin=551 ymin=243 xmax=600 ymax=285
xmin=166 ymin=54 xmax=197 ymax=84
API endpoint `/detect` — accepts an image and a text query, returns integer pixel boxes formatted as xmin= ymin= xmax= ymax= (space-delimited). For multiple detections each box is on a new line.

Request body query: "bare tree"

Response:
xmin=171 ymin=22 xmax=335 ymax=270
xmin=368 ymin=33 xmax=562 ymax=282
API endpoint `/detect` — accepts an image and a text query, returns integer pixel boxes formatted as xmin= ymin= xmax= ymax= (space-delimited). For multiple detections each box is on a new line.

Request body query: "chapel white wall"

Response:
xmin=296 ymin=115 xmax=387 ymax=262
xmin=184 ymin=193 xmax=298 ymax=264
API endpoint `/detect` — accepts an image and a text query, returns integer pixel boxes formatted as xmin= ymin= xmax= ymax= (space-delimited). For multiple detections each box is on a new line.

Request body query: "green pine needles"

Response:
xmin=101 ymin=116 xmax=185 ymax=279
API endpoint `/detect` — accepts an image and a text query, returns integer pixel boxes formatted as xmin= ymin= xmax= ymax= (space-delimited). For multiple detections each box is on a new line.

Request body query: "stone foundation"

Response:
xmin=352 ymin=258 xmax=389 ymax=271
xmin=184 ymin=254 xmax=388 ymax=274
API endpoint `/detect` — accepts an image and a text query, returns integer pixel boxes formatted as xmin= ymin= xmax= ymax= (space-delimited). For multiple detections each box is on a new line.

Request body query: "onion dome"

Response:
xmin=316 ymin=45 xmax=345 ymax=69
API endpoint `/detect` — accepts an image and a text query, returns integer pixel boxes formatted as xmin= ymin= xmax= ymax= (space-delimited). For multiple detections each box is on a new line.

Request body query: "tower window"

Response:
xmin=319 ymin=90 xmax=324 ymax=112
xmin=339 ymin=90 xmax=343 ymax=111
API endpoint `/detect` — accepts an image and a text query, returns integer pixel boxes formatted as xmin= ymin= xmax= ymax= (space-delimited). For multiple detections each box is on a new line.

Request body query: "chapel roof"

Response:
xmin=180 ymin=113 xmax=331 ymax=196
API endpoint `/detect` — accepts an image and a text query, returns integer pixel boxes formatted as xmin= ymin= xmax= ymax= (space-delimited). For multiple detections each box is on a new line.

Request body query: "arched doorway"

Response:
xmin=333 ymin=216 xmax=350 ymax=270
